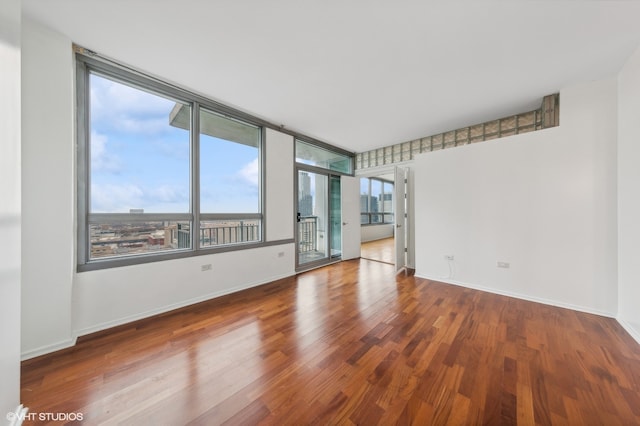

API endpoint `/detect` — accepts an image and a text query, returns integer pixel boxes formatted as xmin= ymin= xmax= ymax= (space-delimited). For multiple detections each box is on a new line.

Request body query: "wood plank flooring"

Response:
xmin=361 ymin=237 xmax=394 ymax=265
xmin=21 ymin=259 xmax=640 ymax=425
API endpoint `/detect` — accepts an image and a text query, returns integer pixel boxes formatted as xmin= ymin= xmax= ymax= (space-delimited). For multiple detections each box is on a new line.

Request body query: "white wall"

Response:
xmin=20 ymin=20 xmax=297 ymax=358
xmin=74 ymin=244 xmax=295 ymax=335
xmin=617 ymin=45 xmax=640 ymax=342
xmin=415 ymin=78 xmax=618 ymax=316
xmin=0 ymin=0 xmax=21 ymax=415
xmin=361 ymin=224 xmax=394 ymax=242
xmin=265 ymin=128 xmax=294 ymax=241
xmin=21 ymin=18 xmax=75 ymax=359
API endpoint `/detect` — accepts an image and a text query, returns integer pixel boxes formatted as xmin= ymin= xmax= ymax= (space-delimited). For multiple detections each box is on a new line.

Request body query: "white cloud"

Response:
xmin=91 ymin=183 xmax=144 ymax=213
xmin=149 ymin=185 xmax=188 ymax=204
xmin=92 ymin=182 xmax=189 ymax=213
xmin=91 ymin=131 xmax=121 ymax=173
xmin=106 ymin=80 xmax=172 ymax=115
xmin=118 ymin=116 xmax=171 ymax=135
xmin=90 ymin=74 xmax=180 ymax=136
xmin=153 ymin=139 xmax=190 ymax=161
xmin=238 ymin=157 xmax=259 ymax=187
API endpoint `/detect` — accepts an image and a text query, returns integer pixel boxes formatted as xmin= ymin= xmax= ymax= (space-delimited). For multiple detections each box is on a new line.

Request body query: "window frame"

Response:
xmin=360 ymin=177 xmax=394 ymax=226
xmin=76 ymin=53 xmax=269 ymax=271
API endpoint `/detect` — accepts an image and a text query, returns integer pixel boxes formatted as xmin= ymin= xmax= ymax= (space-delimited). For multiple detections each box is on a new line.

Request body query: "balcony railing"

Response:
xmin=177 ymin=222 xmax=260 ymax=248
xmin=298 ymin=216 xmax=317 ymax=253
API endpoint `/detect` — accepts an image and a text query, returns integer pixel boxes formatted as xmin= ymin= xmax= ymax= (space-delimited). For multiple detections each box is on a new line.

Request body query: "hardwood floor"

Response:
xmin=361 ymin=237 xmax=394 ymax=265
xmin=21 ymin=259 xmax=640 ymax=425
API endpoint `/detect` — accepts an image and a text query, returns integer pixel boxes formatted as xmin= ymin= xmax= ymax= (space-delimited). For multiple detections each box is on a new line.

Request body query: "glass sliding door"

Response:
xmin=294 ymin=138 xmax=354 ymax=270
xmin=297 ymin=170 xmax=329 ymax=265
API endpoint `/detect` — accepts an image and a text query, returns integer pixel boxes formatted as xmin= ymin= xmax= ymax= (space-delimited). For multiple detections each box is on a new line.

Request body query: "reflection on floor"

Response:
xmin=298 ymin=250 xmax=327 ymax=264
xmin=361 ymin=237 xmax=394 ymax=265
xmin=299 ymin=249 xmax=342 ymax=266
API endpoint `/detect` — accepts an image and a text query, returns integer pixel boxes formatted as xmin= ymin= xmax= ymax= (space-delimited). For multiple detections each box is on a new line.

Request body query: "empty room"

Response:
xmin=2 ymin=1 xmax=640 ymax=424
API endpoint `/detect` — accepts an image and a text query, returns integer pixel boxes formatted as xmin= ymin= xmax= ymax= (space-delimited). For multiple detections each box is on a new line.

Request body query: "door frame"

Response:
xmin=294 ymin=164 xmax=344 ymax=271
xmin=394 ymin=166 xmax=408 ymax=272
xmin=356 ymin=163 xmax=414 ymax=272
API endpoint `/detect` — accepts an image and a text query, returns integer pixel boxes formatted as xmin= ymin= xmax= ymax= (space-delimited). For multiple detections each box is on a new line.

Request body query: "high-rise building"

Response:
xmin=380 ymin=193 xmax=393 ymax=213
xmin=360 ymin=194 xmax=368 ymax=212
xmin=298 ymin=172 xmax=313 ymax=216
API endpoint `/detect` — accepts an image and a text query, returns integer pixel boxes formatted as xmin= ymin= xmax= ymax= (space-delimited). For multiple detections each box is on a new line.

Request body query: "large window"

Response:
xmin=77 ymin=55 xmax=263 ymax=269
xmin=360 ymin=177 xmax=394 ymax=225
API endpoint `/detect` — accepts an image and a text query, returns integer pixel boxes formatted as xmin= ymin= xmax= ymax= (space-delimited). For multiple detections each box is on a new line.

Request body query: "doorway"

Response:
xmin=296 ymin=169 xmax=343 ymax=268
xmin=358 ymin=166 xmax=408 ymax=272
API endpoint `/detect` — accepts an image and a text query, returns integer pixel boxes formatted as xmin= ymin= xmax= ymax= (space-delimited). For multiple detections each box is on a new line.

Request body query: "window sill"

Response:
xmin=77 ymin=238 xmax=294 ymax=272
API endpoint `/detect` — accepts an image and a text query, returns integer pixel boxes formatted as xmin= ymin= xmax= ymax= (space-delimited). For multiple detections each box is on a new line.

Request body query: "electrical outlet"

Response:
xmin=497 ymin=261 xmax=510 ymax=268
xmin=201 ymin=264 xmax=212 ymax=271
xmin=444 ymin=255 xmax=454 ymax=261
xmin=278 ymin=251 xmax=285 ymax=258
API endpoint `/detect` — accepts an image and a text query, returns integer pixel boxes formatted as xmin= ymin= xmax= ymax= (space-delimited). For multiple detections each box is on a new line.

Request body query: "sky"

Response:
xmin=90 ymin=74 xmax=259 ymax=214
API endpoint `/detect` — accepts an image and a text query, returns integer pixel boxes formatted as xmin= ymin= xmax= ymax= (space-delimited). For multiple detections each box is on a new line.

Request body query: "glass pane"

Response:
xmin=371 ymin=213 xmax=382 ymax=224
xmin=361 ymin=213 xmax=370 ymax=225
xmin=199 ymin=219 xmax=260 ymax=247
xmin=296 ymin=140 xmax=353 ymax=174
xmin=298 ymin=171 xmax=329 ymax=264
xmin=360 ymin=178 xmax=369 ymax=213
xmin=382 ymin=182 xmax=394 ymax=213
xmin=200 ymin=108 xmax=260 ymax=213
xmin=89 ymin=74 xmax=190 ymax=213
xmin=370 ymin=180 xmax=382 ymax=213
xmin=89 ymin=221 xmax=190 ymax=259
xmin=330 ymin=176 xmax=341 ymax=258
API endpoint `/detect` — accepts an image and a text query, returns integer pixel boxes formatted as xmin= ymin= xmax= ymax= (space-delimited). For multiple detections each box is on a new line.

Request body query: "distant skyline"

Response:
xmin=90 ymin=73 xmax=259 ymax=214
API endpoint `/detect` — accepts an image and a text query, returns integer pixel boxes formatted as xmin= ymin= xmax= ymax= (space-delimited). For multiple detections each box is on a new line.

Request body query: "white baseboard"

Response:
xmin=72 ymin=271 xmax=295 ymax=340
xmin=616 ymin=317 xmax=640 ymax=345
xmin=21 ymin=337 xmax=77 ymax=361
xmin=414 ymin=273 xmax=615 ymax=318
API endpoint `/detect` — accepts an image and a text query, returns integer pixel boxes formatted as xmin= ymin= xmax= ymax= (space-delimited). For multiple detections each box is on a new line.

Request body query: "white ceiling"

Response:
xmin=23 ymin=1 xmax=640 ymax=153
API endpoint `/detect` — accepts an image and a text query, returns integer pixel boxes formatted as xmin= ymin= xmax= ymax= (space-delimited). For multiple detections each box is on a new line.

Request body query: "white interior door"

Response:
xmin=394 ymin=167 xmax=407 ymax=272
xmin=341 ymin=175 xmax=360 ymax=260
